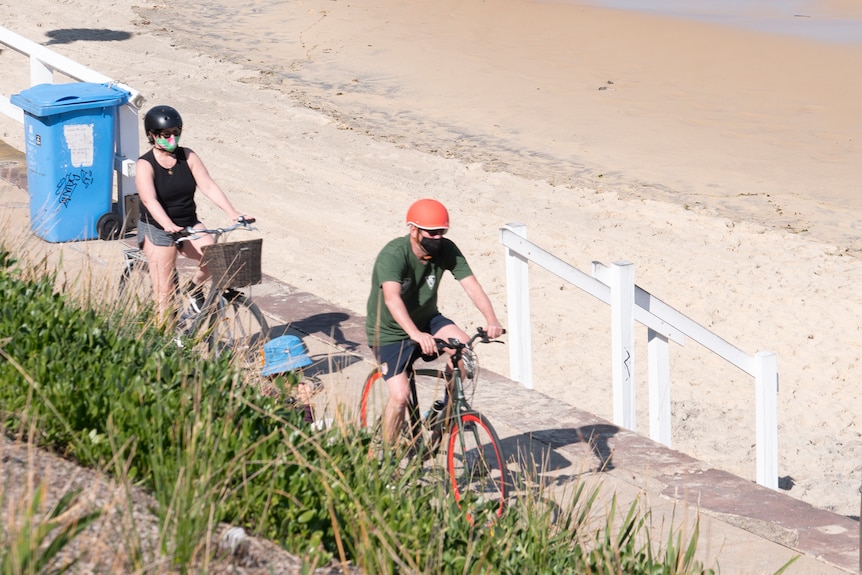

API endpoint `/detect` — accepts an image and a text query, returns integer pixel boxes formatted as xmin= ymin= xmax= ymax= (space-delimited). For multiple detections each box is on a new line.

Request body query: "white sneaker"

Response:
xmin=188 ymin=292 xmax=205 ymax=314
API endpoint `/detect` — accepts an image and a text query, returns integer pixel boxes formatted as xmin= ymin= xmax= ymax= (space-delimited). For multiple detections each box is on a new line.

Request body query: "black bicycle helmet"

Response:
xmin=143 ymin=105 xmax=183 ymax=134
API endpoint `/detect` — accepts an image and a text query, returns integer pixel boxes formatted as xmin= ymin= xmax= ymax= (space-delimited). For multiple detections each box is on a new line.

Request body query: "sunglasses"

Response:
xmin=156 ymin=128 xmax=182 ymax=138
xmin=420 ymin=228 xmax=447 ymax=237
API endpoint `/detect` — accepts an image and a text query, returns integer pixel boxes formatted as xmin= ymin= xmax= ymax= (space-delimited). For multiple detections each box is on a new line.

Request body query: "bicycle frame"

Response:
xmin=404 ymin=329 xmax=496 ymax=455
xmin=359 ymin=327 xmax=507 ymax=522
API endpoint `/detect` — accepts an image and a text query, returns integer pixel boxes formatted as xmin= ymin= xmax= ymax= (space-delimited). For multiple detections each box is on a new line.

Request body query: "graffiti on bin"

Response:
xmin=55 ymin=169 xmax=94 ymax=208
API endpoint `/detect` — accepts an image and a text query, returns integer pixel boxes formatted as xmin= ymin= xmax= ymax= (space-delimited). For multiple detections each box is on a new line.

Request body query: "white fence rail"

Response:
xmin=500 ymin=223 xmax=778 ymax=489
xmin=0 ymin=25 xmax=144 ymax=229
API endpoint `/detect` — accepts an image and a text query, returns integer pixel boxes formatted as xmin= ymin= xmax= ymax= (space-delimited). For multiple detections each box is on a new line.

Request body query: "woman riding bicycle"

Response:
xmin=365 ymin=199 xmax=504 ymax=445
xmin=135 ymin=105 xmax=253 ymax=324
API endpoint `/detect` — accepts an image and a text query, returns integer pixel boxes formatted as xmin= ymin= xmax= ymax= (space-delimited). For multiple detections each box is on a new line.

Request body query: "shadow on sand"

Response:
xmin=44 ymin=28 xmax=133 ymax=45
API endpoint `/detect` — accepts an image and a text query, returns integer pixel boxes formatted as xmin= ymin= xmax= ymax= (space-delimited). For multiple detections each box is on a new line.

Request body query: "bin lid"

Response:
xmin=10 ymin=82 xmax=130 ymax=117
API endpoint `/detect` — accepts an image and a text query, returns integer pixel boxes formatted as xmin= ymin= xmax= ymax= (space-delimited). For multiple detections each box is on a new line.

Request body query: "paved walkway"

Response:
xmin=1 ymin=140 xmax=858 ymax=574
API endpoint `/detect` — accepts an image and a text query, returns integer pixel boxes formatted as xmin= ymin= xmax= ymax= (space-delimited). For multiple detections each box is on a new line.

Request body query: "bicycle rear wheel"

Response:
xmin=359 ymin=369 xmax=387 ymax=431
xmin=359 ymin=369 xmax=433 ymax=465
xmin=205 ymin=292 xmax=269 ymax=364
xmin=117 ymin=249 xmax=151 ymax=310
xmin=359 ymin=369 xmax=412 ymax=469
xmin=446 ymin=410 xmax=507 ymax=523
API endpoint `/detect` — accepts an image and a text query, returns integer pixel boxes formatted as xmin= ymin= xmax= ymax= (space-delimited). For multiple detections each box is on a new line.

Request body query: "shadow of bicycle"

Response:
xmin=271 ymin=312 xmax=363 ymax=352
xmin=267 ymin=320 xmax=365 ymax=378
xmin=494 ymin=424 xmax=620 ymax=519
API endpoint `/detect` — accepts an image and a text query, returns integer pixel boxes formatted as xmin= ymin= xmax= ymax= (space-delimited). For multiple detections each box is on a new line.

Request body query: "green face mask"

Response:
xmin=155 ymin=134 xmax=179 ymax=152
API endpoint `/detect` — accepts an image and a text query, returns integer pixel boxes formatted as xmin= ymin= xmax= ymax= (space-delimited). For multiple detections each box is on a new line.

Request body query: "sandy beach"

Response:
xmin=1 ymin=0 xmax=861 ymax=519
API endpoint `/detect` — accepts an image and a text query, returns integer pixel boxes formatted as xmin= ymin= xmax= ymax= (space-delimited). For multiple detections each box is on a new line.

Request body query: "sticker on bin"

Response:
xmin=63 ymin=124 xmax=94 ymax=167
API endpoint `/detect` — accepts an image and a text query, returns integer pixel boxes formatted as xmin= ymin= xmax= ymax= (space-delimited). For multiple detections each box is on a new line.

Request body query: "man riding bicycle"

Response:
xmin=365 ymin=199 xmax=504 ymax=445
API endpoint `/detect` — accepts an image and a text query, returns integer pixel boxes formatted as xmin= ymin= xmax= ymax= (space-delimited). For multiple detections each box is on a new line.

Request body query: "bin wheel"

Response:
xmin=97 ymin=212 xmax=122 ymax=241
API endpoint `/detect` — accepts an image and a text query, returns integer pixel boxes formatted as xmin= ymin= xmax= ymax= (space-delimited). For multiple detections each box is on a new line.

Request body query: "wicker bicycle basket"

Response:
xmin=201 ymin=238 xmax=263 ymax=289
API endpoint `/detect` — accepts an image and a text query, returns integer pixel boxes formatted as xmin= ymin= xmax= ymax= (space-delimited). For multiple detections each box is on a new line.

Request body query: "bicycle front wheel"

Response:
xmin=446 ymin=410 xmax=507 ymax=523
xmin=206 ymin=292 xmax=269 ymax=363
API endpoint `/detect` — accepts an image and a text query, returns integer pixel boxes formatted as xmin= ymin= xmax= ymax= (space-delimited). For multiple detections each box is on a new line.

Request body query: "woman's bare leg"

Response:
xmin=142 ymin=238 xmax=179 ymax=324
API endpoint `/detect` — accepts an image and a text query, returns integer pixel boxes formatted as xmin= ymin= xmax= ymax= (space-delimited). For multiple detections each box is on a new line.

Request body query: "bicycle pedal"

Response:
xmin=419 ymin=443 xmax=440 ymax=462
xmin=177 ymin=310 xmax=196 ymax=325
xmin=424 ymin=432 xmax=442 ymax=460
xmin=176 ymin=312 xmax=196 ymax=336
xmin=182 ymin=287 xmax=206 ymax=313
xmin=222 ymin=288 xmax=242 ymax=302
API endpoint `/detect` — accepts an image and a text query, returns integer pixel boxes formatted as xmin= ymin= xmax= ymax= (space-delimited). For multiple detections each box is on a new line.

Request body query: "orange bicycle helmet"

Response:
xmin=406 ymin=199 xmax=449 ymax=230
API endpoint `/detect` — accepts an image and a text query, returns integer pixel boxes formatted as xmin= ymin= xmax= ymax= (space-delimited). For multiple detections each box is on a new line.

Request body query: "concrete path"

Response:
xmin=0 ymin=140 xmax=858 ymax=574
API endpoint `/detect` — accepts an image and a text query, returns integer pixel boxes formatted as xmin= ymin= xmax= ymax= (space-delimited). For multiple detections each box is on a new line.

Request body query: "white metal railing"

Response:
xmin=500 ymin=223 xmax=778 ymax=490
xmin=0 ymin=25 xmax=144 ymax=230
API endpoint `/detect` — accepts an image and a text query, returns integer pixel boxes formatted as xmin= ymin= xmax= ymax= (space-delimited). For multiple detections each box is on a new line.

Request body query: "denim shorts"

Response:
xmin=137 ymin=219 xmax=176 ymax=249
xmin=372 ymin=313 xmax=455 ymax=380
xmin=137 ymin=219 xmax=201 ymax=249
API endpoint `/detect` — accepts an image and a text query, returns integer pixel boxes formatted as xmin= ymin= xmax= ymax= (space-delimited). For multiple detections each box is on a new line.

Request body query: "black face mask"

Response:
xmin=420 ymin=236 xmax=442 ymax=258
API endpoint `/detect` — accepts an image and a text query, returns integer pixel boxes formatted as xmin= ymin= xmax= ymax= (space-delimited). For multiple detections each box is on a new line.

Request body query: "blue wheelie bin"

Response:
xmin=10 ymin=82 xmax=130 ymax=242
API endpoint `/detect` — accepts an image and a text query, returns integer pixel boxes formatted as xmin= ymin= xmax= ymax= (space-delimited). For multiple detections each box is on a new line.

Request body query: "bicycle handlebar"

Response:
xmin=174 ymin=216 xmax=257 ymax=244
xmin=434 ymin=327 xmax=506 ymax=355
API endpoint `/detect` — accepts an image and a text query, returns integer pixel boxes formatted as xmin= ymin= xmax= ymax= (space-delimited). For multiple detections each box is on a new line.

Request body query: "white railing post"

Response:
xmin=648 ymin=329 xmax=672 ymax=447
xmin=610 ymin=261 xmax=636 ymax=431
xmin=755 ymin=351 xmax=778 ymax=489
xmin=501 ymin=223 xmax=533 ymax=389
xmin=500 ymin=226 xmax=778 ymax=489
xmin=29 ymin=56 xmax=53 ymax=85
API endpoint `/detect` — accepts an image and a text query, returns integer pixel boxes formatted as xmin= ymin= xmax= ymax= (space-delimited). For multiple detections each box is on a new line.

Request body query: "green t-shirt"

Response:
xmin=366 ymin=235 xmax=473 ymax=346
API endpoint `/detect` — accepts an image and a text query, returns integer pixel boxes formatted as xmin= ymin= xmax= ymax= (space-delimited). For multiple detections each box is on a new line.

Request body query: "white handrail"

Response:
xmin=500 ymin=223 xmax=779 ymax=489
xmin=0 ymin=25 xmax=144 ymax=231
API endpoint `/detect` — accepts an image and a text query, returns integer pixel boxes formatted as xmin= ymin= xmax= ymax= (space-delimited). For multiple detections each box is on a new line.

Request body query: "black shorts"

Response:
xmin=371 ymin=313 xmax=454 ymax=380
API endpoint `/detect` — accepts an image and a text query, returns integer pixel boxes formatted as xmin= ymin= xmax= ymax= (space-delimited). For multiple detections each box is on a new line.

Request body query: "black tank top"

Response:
xmin=138 ymin=148 xmax=198 ymax=228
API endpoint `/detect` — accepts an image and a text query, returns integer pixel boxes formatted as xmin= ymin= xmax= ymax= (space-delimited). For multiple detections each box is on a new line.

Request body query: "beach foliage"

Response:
xmin=0 ymin=480 xmax=102 ymax=575
xmin=0 ymin=244 xmax=790 ymax=573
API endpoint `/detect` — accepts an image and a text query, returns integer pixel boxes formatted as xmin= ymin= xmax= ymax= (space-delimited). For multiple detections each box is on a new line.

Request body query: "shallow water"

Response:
xmin=557 ymin=0 xmax=862 ymax=42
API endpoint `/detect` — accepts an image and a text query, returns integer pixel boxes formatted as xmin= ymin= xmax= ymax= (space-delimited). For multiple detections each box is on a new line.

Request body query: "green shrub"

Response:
xmin=0 ymin=246 xmax=747 ymax=573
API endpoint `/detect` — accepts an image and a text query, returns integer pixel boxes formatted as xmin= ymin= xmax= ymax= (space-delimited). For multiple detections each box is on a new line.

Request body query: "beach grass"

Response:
xmin=0 ymin=230 xmax=800 ymax=573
